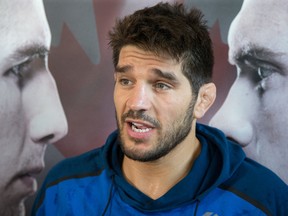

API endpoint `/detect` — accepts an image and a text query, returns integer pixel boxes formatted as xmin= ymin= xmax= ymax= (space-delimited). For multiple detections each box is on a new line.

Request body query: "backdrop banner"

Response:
xmin=25 ymin=0 xmax=288 ymax=213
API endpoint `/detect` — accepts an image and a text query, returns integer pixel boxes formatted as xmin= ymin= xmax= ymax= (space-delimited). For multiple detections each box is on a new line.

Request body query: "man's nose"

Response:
xmin=126 ymin=83 xmax=152 ymax=112
xmin=25 ymin=71 xmax=68 ymax=144
xmin=209 ymin=78 xmax=254 ymax=147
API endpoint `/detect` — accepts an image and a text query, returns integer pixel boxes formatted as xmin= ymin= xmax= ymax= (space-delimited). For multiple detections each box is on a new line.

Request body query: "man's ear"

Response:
xmin=193 ymin=83 xmax=216 ymax=119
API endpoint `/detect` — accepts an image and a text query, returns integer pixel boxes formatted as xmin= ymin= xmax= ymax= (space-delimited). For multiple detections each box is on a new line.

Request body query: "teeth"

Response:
xmin=133 ymin=122 xmax=144 ymax=127
xmin=131 ymin=124 xmax=151 ymax=133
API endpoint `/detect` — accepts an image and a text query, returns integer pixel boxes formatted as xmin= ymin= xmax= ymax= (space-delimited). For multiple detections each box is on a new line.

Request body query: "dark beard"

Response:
xmin=116 ymin=99 xmax=195 ymax=162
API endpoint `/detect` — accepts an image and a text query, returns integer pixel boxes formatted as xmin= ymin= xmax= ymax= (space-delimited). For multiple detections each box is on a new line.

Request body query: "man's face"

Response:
xmin=210 ymin=0 xmax=288 ymax=183
xmin=114 ymin=45 xmax=195 ymax=162
xmin=0 ymin=0 xmax=68 ymax=213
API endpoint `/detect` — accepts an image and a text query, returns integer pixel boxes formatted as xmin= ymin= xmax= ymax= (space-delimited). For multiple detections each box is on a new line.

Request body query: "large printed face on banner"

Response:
xmin=210 ymin=0 xmax=288 ymax=183
xmin=0 ymin=0 xmax=67 ymax=213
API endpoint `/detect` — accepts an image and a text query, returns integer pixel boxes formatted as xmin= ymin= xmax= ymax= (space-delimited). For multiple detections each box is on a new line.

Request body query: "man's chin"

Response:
xmin=0 ymin=198 xmax=26 ymax=216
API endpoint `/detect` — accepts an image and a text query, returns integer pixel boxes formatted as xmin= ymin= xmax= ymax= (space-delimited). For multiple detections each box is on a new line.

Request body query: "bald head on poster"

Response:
xmin=210 ymin=0 xmax=288 ymax=184
xmin=0 ymin=0 xmax=68 ymax=215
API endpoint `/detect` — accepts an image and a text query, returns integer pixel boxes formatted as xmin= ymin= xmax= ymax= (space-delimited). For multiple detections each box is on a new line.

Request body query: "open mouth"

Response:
xmin=124 ymin=118 xmax=157 ymax=139
xmin=131 ymin=122 xmax=153 ymax=133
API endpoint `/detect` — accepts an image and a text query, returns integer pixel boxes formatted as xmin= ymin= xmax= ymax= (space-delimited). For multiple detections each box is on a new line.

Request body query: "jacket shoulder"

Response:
xmin=47 ymin=147 xmax=105 ymax=184
xmin=221 ymin=158 xmax=288 ymax=215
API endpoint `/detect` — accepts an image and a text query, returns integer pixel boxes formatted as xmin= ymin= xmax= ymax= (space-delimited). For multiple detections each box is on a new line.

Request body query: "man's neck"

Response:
xmin=122 ymin=136 xmax=201 ymax=200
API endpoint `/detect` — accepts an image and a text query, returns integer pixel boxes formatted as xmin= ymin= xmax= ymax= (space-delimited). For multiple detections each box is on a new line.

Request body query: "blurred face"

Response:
xmin=210 ymin=0 xmax=288 ymax=183
xmin=114 ymin=45 xmax=195 ymax=162
xmin=0 ymin=0 xmax=68 ymax=214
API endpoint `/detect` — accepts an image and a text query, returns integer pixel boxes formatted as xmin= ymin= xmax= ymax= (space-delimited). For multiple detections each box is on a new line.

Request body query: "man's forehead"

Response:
xmin=242 ymin=0 xmax=288 ymax=18
xmin=228 ymin=0 xmax=288 ymax=62
xmin=0 ymin=0 xmax=50 ymax=55
xmin=0 ymin=1 xmax=50 ymax=71
xmin=119 ymin=45 xmax=179 ymax=67
xmin=0 ymin=0 xmax=46 ymax=28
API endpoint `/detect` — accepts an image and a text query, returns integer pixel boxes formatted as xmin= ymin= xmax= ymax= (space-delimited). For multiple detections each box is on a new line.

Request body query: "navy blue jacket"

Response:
xmin=32 ymin=124 xmax=288 ymax=215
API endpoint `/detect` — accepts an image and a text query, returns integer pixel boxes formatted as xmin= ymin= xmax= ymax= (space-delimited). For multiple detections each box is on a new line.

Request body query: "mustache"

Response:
xmin=121 ymin=110 xmax=161 ymax=128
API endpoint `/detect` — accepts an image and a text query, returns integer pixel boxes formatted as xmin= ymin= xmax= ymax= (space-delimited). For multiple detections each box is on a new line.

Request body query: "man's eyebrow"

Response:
xmin=231 ymin=45 xmax=283 ymax=64
xmin=115 ymin=65 xmax=132 ymax=73
xmin=151 ymin=68 xmax=178 ymax=82
xmin=9 ymin=44 xmax=49 ymax=61
xmin=115 ymin=65 xmax=179 ymax=82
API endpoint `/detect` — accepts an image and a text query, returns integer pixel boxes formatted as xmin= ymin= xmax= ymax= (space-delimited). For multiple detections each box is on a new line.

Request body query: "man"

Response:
xmin=0 ymin=0 xmax=68 ymax=215
xmin=32 ymin=2 xmax=288 ymax=215
xmin=209 ymin=0 xmax=288 ymax=184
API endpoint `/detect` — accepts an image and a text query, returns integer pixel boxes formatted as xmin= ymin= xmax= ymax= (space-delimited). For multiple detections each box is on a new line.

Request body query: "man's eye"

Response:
xmin=257 ymin=67 xmax=273 ymax=80
xmin=155 ymin=82 xmax=171 ymax=90
xmin=5 ymin=59 xmax=32 ymax=88
xmin=255 ymin=66 xmax=279 ymax=94
xmin=8 ymin=60 xmax=31 ymax=79
xmin=119 ymin=78 xmax=132 ymax=86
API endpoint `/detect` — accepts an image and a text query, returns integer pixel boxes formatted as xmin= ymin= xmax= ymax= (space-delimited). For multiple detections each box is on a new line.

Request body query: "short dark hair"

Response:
xmin=109 ymin=2 xmax=214 ymax=94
